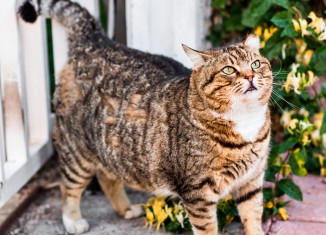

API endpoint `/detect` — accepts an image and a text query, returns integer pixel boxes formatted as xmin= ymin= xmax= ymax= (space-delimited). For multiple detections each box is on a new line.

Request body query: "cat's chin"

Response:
xmin=239 ymin=89 xmax=261 ymax=101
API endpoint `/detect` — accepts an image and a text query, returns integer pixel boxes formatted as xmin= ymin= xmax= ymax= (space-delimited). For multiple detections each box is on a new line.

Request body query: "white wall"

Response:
xmin=126 ymin=0 xmax=212 ymax=68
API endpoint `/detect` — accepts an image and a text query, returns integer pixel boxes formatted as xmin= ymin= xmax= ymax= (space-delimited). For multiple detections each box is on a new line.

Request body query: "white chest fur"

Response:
xmin=211 ymin=101 xmax=267 ymax=142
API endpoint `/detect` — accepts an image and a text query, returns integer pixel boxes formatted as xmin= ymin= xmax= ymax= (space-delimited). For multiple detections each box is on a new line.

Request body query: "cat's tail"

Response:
xmin=18 ymin=0 xmax=100 ymax=36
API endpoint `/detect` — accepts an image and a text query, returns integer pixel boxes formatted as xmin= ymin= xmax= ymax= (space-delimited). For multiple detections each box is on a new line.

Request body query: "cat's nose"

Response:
xmin=244 ymin=75 xmax=254 ymax=82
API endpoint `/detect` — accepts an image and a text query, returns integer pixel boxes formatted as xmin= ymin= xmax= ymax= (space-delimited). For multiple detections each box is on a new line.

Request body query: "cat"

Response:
xmin=18 ymin=1 xmax=272 ymax=234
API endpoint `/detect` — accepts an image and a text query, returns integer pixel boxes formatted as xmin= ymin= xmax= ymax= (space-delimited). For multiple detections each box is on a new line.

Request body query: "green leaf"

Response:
xmin=310 ymin=45 xmax=326 ymax=76
xmin=265 ymin=166 xmax=281 ymax=182
xmin=277 ymin=178 xmax=303 ymax=201
xmin=268 ymin=146 xmax=280 ymax=166
xmin=276 ymin=200 xmax=290 ymax=208
xmin=165 ymin=221 xmax=181 ymax=233
xmin=272 ymin=0 xmax=290 ymax=9
xmin=300 ymin=147 xmax=308 ymax=162
xmin=217 ymin=200 xmax=238 ymax=216
xmin=275 ymin=184 xmax=285 ymax=197
xmin=271 ymin=11 xmax=291 ymax=28
xmin=320 ymin=109 xmax=326 ymax=135
xmin=281 ymin=23 xmax=296 ymax=37
xmin=322 ymin=84 xmax=326 ymax=97
xmin=272 ymin=207 xmax=279 ymax=216
xmin=211 ymin=0 xmax=225 ymax=8
xmin=217 ymin=210 xmax=227 ymax=232
xmin=277 ymin=137 xmax=297 ymax=153
xmin=262 ymin=30 xmax=284 ymax=60
xmin=263 ymin=188 xmax=274 ymax=201
xmin=289 ymin=152 xmax=308 ymax=176
xmin=222 ymin=4 xmax=246 ymax=31
xmin=241 ymin=0 xmax=273 ymax=28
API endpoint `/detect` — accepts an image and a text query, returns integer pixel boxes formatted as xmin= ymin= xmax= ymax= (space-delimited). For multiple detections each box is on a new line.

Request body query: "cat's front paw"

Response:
xmin=124 ymin=205 xmax=143 ymax=219
xmin=63 ymin=215 xmax=89 ymax=234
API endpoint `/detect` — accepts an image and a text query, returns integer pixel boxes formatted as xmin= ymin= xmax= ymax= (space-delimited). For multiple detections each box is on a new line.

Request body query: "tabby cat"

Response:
xmin=19 ymin=1 xmax=272 ymax=234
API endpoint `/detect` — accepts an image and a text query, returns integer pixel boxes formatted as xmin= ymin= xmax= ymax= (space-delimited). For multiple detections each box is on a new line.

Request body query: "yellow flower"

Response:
xmin=287 ymin=119 xmax=298 ymax=134
xmin=284 ymin=64 xmax=301 ymax=94
xmin=175 ymin=212 xmax=185 ymax=228
xmin=156 ymin=210 xmax=168 ymax=231
xmin=254 ymin=26 xmax=263 ymax=37
xmin=322 ymin=133 xmax=326 ymax=148
xmin=145 ymin=208 xmax=155 ymax=227
xmin=263 ymin=26 xmax=278 ymax=41
xmin=298 ymin=108 xmax=309 ymax=117
xmin=294 ymin=39 xmax=307 ymax=58
xmin=295 ymin=40 xmax=313 ymax=65
xmin=308 ymin=12 xmax=326 ymax=35
xmin=164 ymin=205 xmax=174 ymax=221
xmin=307 ymin=71 xmax=316 ymax=85
xmin=280 ymin=111 xmax=292 ymax=128
xmin=292 ymin=19 xmax=300 ymax=31
xmin=278 ymin=207 xmax=289 ymax=221
xmin=265 ymin=201 xmax=274 ymax=209
xmin=226 ymin=215 xmax=234 ymax=225
xmin=301 ymin=50 xmax=313 ymax=65
xmin=225 ymin=195 xmax=233 ymax=201
xmin=282 ymin=164 xmax=291 ymax=176
xmin=299 ymin=121 xmax=313 ymax=131
xmin=282 ymin=43 xmax=287 ymax=59
xmin=314 ymin=112 xmax=324 ymax=130
xmin=153 ymin=203 xmax=164 ymax=218
xmin=298 ymin=18 xmax=310 ymax=37
xmin=301 ymin=132 xmax=310 ymax=146
xmin=321 ymin=168 xmax=326 ymax=176
xmin=311 ymin=129 xmax=321 ymax=146
xmin=318 ymin=32 xmax=326 ymax=41
xmin=316 ymin=154 xmax=324 ymax=166
xmin=173 ymin=202 xmax=184 ymax=215
xmin=289 ymin=119 xmax=299 ymax=129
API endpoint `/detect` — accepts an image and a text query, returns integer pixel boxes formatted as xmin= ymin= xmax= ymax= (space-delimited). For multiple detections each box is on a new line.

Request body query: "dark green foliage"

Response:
xmin=277 ymin=179 xmax=303 ymax=201
xmin=277 ymin=137 xmax=297 ymax=153
xmin=46 ymin=19 xmax=56 ymax=111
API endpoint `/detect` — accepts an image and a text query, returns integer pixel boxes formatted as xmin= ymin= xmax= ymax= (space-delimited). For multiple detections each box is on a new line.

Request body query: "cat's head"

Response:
xmin=183 ymin=35 xmax=272 ymax=114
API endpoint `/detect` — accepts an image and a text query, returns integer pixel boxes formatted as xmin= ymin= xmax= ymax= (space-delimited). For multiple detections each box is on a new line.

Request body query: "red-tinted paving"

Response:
xmin=267 ymin=175 xmax=326 ymax=235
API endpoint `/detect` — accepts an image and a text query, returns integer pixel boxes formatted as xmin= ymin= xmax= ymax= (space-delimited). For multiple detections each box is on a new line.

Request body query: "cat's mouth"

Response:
xmin=245 ymin=83 xmax=257 ymax=93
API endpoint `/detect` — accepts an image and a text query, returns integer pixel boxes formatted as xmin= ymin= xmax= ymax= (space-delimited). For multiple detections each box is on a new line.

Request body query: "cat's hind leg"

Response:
xmin=96 ymin=169 xmax=143 ymax=219
xmin=54 ymin=131 xmax=95 ymax=234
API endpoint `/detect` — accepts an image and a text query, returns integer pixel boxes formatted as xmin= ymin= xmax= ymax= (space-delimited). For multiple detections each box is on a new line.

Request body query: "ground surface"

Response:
xmin=3 ymin=158 xmax=326 ymax=235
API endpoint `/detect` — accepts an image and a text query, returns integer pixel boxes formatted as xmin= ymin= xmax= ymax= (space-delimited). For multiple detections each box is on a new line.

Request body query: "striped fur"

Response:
xmin=19 ymin=1 xmax=272 ymax=235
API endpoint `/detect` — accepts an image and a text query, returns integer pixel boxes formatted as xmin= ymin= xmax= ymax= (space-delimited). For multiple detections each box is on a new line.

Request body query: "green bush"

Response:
xmin=144 ymin=0 xmax=326 ymax=232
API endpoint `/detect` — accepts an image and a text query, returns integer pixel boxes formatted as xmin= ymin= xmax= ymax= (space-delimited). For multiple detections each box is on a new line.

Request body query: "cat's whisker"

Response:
xmin=269 ymin=97 xmax=277 ymax=108
xmin=272 ymin=82 xmax=284 ymax=85
xmin=272 ymin=90 xmax=299 ymax=110
xmin=271 ymin=57 xmax=283 ymax=77
xmin=270 ymin=96 xmax=285 ymax=113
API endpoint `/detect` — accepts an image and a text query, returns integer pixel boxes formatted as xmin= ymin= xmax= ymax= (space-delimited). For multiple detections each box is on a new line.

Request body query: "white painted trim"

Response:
xmin=126 ymin=0 xmax=212 ymax=67
xmin=0 ymin=76 xmax=5 ymax=183
xmin=0 ymin=1 xmax=54 ymax=207
xmin=0 ymin=0 xmax=28 ymax=164
xmin=107 ymin=0 xmax=115 ymax=39
xmin=0 ymin=141 xmax=53 ymax=207
xmin=19 ymin=17 xmax=52 ymax=148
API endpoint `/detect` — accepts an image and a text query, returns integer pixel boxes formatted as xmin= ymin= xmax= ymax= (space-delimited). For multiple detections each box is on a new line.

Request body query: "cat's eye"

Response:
xmin=251 ymin=60 xmax=260 ymax=69
xmin=222 ymin=66 xmax=236 ymax=75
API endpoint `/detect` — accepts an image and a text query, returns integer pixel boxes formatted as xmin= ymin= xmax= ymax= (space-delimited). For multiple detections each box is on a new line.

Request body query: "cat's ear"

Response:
xmin=244 ymin=34 xmax=261 ymax=50
xmin=182 ymin=44 xmax=211 ymax=70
